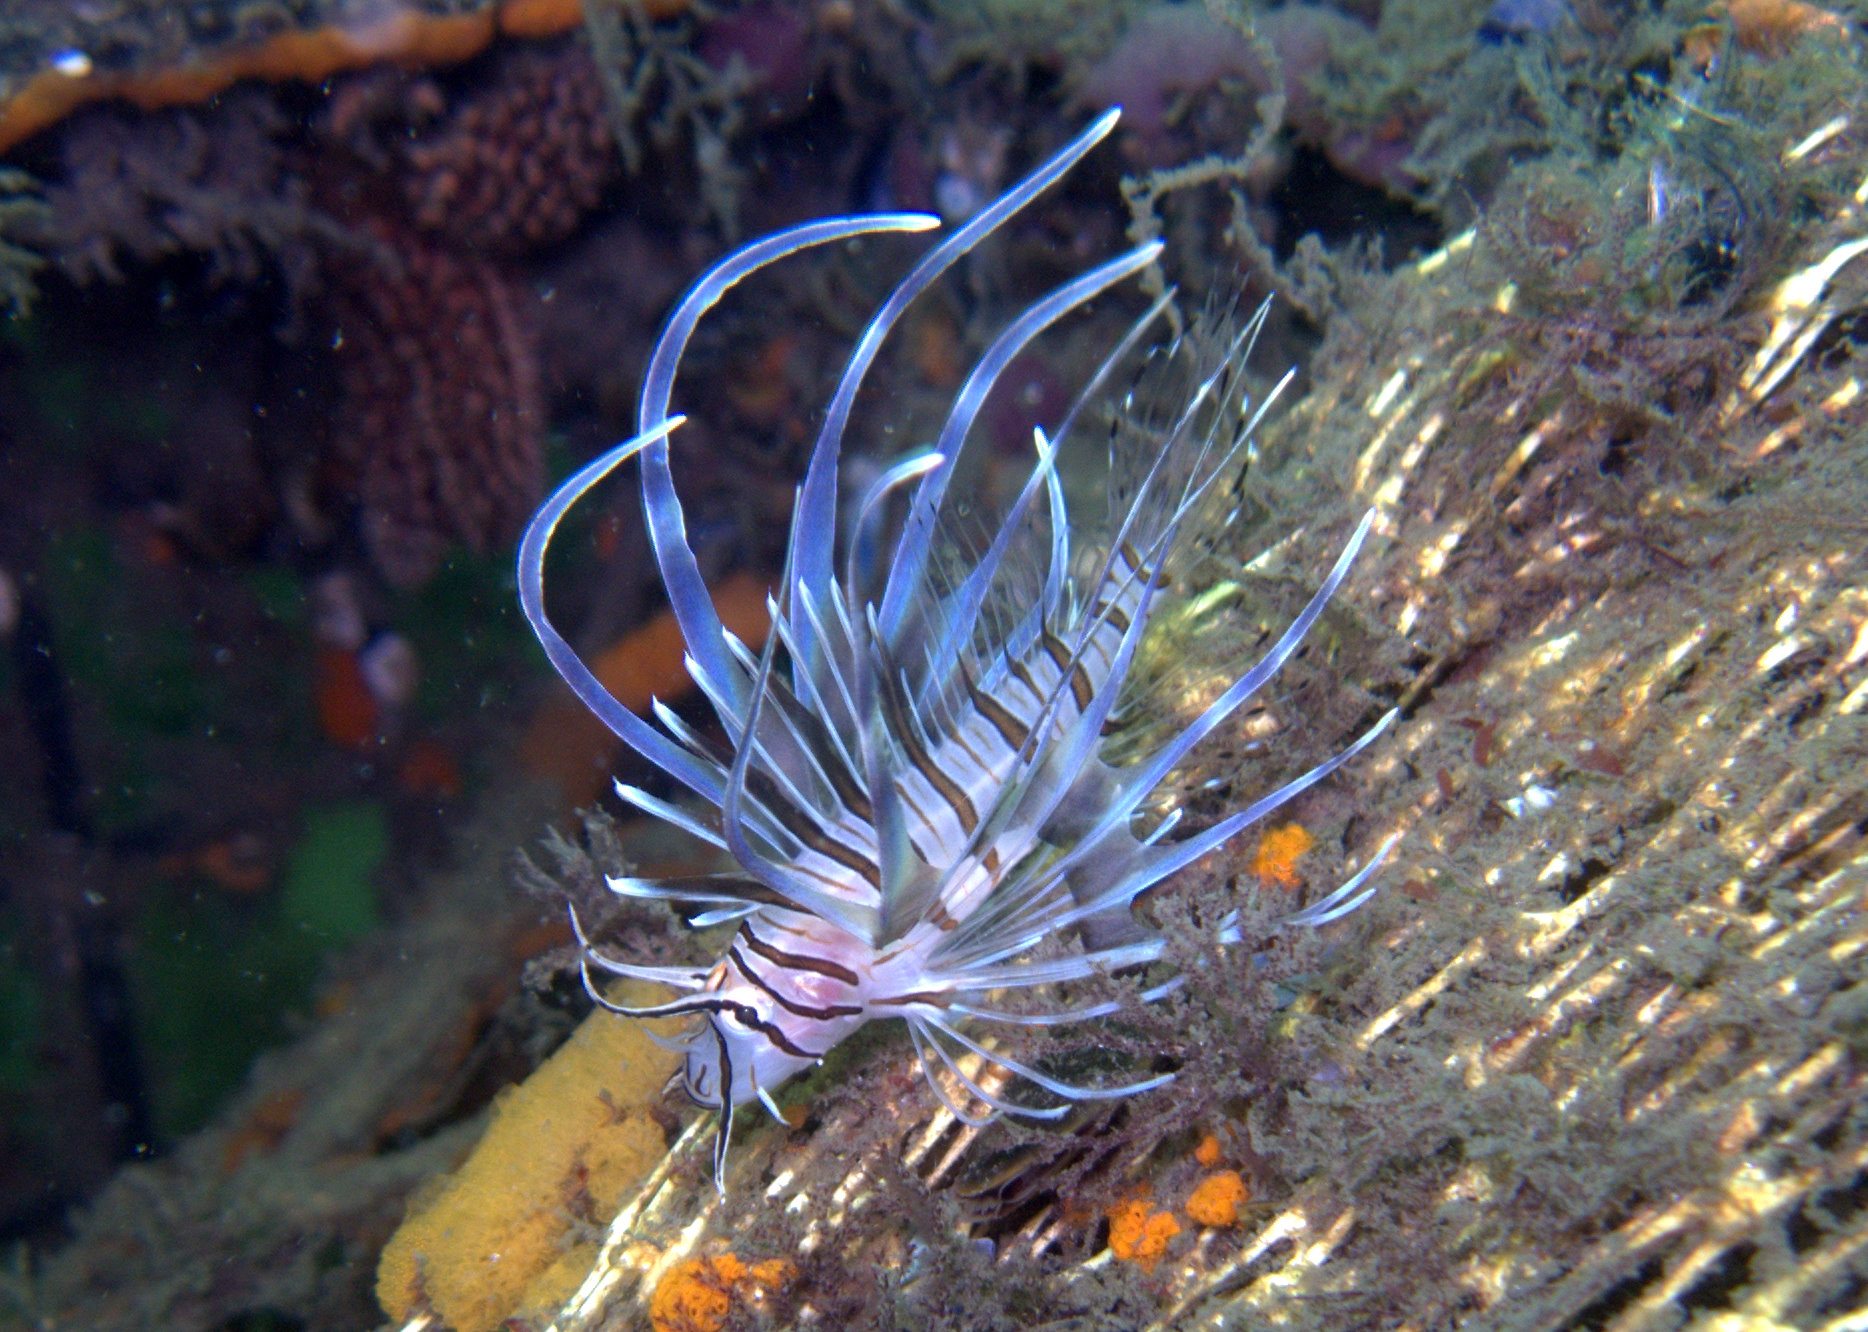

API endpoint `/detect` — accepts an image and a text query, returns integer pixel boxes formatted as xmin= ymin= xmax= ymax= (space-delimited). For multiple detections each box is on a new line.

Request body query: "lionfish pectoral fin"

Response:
xmin=1284 ymin=831 xmax=1402 ymax=929
xmin=755 ymin=1084 xmax=788 ymax=1126
xmin=922 ymin=1012 xmax=1174 ymax=1103
xmin=607 ymin=871 xmax=797 ymax=912
xmin=570 ymin=905 xmax=711 ymax=991
xmin=1056 ymin=808 xmax=1156 ymax=951
xmin=907 ymin=1019 xmax=1001 ymax=1127
xmin=1073 ymin=903 xmax=1153 ymax=953
xmin=1040 ymin=761 xmax=1122 ymax=843
xmin=646 ymin=1028 xmax=692 ymax=1055
xmin=878 ymin=865 xmax=945 ymax=944
xmin=579 ymin=961 xmax=737 ymax=1019
xmin=711 ymin=1098 xmax=733 ymax=1195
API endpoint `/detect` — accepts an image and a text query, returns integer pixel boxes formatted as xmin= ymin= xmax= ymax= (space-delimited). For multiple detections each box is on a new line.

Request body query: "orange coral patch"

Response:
xmin=314 ymin=646 xmax=379 ymax=751
xmin=649 ymin=1254 xmax=795 ymax=1332
xmin=396 ymin=737 xmax=463 ymax=800
xmin=1 ymin=13 xmax=483 ymax=152
xmin=1250 ymin=823 xmax=1314 ymax=889
xmin=1106 ymin=1196 xmax=1181 ymax=1272
xmin=1186 ymin=1170 xmax=1249 ymax=1227
xmin=1712 ymin=0 xmax=1849 ymax=53
xmin=220 ymin=1088 xmax=306 ymax=1174
xmin=1193 ymin=1132 xmax=1223 ymax=1167
xmin=501 ymin=0 xmax=689 ymax=37
xmin=650 ymin=1259 xmax=733 ymax=1332
xmin=0 ymin=0 xmax=692 ymax=153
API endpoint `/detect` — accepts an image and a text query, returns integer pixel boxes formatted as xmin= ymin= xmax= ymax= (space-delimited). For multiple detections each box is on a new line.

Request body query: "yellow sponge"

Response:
xmin=376 ymin=982 xmax=681 ymax=1331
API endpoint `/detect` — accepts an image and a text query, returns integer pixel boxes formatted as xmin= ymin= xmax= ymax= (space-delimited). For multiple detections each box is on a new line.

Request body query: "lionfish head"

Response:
xmin=522 ymin=108 xmax=1398 ymax=1192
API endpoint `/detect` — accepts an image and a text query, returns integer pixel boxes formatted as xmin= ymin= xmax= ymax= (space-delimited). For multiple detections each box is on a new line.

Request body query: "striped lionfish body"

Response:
xmin=518 ymin=109 xmax=1396 ymax=1190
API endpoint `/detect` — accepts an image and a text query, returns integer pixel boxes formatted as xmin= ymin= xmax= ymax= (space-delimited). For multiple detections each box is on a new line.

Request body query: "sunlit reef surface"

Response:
xmin=0 ymin=0 xmax=1863 ymax=1329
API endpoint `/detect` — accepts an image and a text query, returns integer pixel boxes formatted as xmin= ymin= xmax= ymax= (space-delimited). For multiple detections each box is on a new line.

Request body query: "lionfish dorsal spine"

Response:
xmin=640 ymin=213 xmax=944 ymax=731
xmin=876 ymin=241 xmax=1164 ymax=648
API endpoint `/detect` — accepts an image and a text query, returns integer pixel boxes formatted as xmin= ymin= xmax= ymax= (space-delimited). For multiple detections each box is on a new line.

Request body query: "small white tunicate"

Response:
xmin=311 ymin=572 xmax=367 ymax=651
xmin=358 ymin=632 xmax=420 ymax=711
xmin=1504 ymin=784 xmax=1560 ymax=819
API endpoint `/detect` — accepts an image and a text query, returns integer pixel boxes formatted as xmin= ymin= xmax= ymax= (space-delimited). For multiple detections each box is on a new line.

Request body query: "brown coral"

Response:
xmin=400 ymin=43 xmax=616 ymax=256
xmin=328 ymin=222 xmax=544 ymax=587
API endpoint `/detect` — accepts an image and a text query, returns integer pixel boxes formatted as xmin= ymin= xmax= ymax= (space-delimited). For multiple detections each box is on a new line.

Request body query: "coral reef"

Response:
xmin=4 ymin=19 xmax=751 ymax=588
xmin=580 ymin=0 xmax=758 ymax=231
xmin=326 ymin=222 xmax=544 ymax=588
xmin=4 ymin=1 xmax=1865 ymax=1330
xmin=442 ymin=27 xmax=1868 ymax=1332
xmin=1403 ymin=0 xmax=1858 ymax=217
xmin=4 ymin=785 xmax=574 ymax=1331
xmin=1075 ymin=0 xmax=1435 ymax=303
xmin=306 ymin=35 xmax=635 ymax=589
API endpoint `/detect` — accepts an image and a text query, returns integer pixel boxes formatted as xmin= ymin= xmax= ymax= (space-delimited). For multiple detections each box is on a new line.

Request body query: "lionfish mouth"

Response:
xmin=519 ymin=108 xmax=1398 ymax=1193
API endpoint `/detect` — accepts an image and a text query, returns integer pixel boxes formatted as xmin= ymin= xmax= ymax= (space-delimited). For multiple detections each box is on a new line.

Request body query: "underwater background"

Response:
xmin=0 ymin=0 xmax=1864 ymax=1329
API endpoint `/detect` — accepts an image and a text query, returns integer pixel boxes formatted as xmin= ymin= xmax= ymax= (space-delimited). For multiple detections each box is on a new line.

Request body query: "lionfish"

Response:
xmin=518 ymin=108 xmax=1395 ymax=1190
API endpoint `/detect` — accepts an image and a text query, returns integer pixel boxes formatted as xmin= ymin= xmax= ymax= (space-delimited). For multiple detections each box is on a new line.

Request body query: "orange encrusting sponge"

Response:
xmin=649 ymin=1255 xmax=795 ymax=1332
xmin=1106 ymin=1194 xmax=1182 ymax=1273
xmin=1250 ymin=822 xmax=1314 ymax=889
xmin=1185 ymin=1170 xmax=1250 ymax=1228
